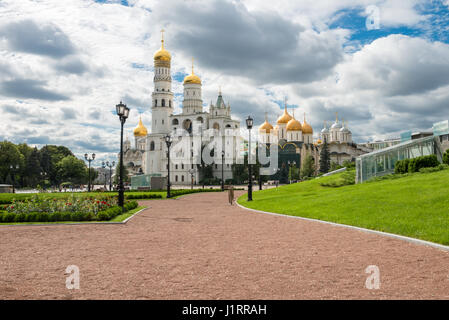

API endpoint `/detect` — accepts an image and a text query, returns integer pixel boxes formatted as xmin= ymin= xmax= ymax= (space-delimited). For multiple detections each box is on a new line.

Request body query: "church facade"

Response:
xmin=318 ymin=115 xmax=367 ymax=164
xmin=127 ymin=32 xmax=241 ymax=186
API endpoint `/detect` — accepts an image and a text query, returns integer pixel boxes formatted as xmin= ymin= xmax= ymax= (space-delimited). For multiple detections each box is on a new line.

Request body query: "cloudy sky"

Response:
xmin=1 ymin=0 xmax=449 ymax=163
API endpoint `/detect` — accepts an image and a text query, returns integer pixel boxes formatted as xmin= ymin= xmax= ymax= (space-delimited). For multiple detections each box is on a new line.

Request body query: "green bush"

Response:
xmin=319 ymin=169 xmax=355 ymax=188
xmin=27 ymin=212 xmax=38 ymax=222
xmin=2 ymin=212 xmax=15 ymax=222
xmin=126 ymin=194 xmax=163 ymax=200
xmin=36 ymin=212 xmax=48 ymax=222
xmin=97 ymin=211 xmax=109 ymax=221
xmin=14 ymin=213 xmax=27 ymax=222
xmin=419 ymin=163 xmax=449 ymax=173
xmin=61 ymin=212 xmax=72 ymax=221
xmin=408 ymin=155 xmax=439 ymax=173
xmin=394 ymin=159 xmax=410 ymax=174
xmin=123 ymin=200 xmax=138 ymax=211
xmin=103 ymin=206 xmax=122 ymax=219
xmin=51 ymin=212 xmax=62 ymax=221
xmin=443 ymin=149 xmax=449 ymax=165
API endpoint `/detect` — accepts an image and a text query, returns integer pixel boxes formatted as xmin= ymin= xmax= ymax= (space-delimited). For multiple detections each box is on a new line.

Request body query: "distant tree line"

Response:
xmin=0 ymin=140 xmax=98 ymax=189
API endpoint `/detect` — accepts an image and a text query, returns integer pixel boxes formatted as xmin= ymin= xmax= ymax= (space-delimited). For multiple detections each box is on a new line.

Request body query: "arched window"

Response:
xmin=182 ymin=175 xmax=184 ymax=182
xmin=213 ymin=123 xmax=220 ymax=130
xmin=150 ymin=141 xmax=155 ymax=151
xmin=175 ymin=175 xmax=178 ymax=182
xmin=162 ymin=99 xmax=165 ymax=107
xmin=154 ymin=99 xmax=157 ymax=107
xmin=172 ymin=118 xmax=179 ymax=125
xmin=169 ymin=100 xmax=172 ymax=107
xmin=196 ymin=116 xmax=203 ymax=123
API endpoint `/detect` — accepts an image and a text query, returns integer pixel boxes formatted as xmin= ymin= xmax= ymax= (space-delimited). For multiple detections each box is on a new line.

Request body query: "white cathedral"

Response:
xmin=124 ymin=32 xmax=241 ymax=186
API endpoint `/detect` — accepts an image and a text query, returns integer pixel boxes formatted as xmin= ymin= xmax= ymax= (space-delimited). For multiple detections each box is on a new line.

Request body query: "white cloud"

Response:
xmin=0 ymin=0 xmax=447 ymax=159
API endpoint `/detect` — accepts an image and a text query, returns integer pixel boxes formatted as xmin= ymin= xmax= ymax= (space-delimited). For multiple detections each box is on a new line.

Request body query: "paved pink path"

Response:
xmin=0 ymin=191 xmax=448 ymax=299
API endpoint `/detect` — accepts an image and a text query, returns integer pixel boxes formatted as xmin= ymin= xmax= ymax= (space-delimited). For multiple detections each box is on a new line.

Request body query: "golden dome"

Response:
xmin=316 ymin=139 xmax=322 ymax=144
xmin=154 ymin=29 xmax=171 ymax=62
xmin=259 ymin=114 xmax=273 ymax=133
xmin=302 ymin=113 xmax=313 ymax=134
xmin=133 ymin=116 xmax=148 ymax=137
xmin=184 ymin=58 xmax=201 ymax=85
xmin=286 ymin=112 xmax=302 ymax=131
xmin=277 ymin=105 xmax=292 ymax=124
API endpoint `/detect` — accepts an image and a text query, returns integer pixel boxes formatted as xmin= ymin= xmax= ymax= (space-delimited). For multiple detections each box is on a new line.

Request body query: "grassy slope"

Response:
xmin=238 ymin=170 xmax=449 ymax=245
xmin=0 ymin=206 xmax=146 ymax=225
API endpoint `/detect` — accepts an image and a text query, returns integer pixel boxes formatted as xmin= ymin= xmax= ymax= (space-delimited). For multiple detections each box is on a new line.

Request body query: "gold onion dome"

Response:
xmin=154 ymin=29 xmax=171 ymax=62
xmin=134 ymin=116 xmax=148 ymax=137
xmin=316 ymin=138 xmax=322 ymax=144
xmin=302 ymin=113 xmax=313 ymax=134
xmin=286 ymin=111 xmax=302 ymax=131
xmin=277 ymin=104 xmax=292 ymax=124
xmin=183 ymin=58 xmax=201 ymax=85
xmin=259 ymin=113 xmax=273 ymax=133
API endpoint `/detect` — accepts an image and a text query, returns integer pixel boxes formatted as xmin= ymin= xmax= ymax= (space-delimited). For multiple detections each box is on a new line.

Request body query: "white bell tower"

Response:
xmin=151 ymin=29 xmax=173 ymax=134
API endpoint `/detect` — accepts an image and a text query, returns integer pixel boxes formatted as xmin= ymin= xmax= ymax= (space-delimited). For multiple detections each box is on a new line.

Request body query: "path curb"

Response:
xmin=236 ymin=201 xmax=449 ymax=252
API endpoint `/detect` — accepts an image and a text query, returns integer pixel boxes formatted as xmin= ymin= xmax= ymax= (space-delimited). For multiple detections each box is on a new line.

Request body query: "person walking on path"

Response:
xmin=228 ymin=184 xmax=234 ymax=205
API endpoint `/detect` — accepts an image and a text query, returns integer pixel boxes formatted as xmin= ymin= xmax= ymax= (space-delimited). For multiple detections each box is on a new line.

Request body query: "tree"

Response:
xmin=40 ymin=145 xmax=74 ymax=186
xmin=87 ymin=167 xmax=99 ymax=185
xmin=17 ymin=143 xmax=34 ymax=187
xmin=319 ymin=137 xmax=330 ymax=174
xmin=301 ymin=155 xmax=315 ymax=178
xmin=0 ymin=141 xmax=25 ymax=184
xmin=114 ymin=160 xmax=130 ymax=184
xmin=25 ymin=147 xmax=42 ymax=187
xmin=330 ymin=161 xmax=342 ymax=171
xmin=56 ymin=156 xmax=88 ymax=185
xmin=231 ymin=156 xmax=248 ymax=185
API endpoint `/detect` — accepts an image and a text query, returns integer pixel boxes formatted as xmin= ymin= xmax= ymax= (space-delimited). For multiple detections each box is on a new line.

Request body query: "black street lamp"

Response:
xmin=288 ymin=160 xmax=296 ymax=184
xmin=116 ymin=101 xmax=130 ymax=208
xmin=9 ymin=164 xmax=19 ymax=193
xmin=164 ymin=134 xmax=173 ymax=198
xmin=188 ymin=168 xmax=195 ymax=190
xmin=103 ymin=161 xmax=115 ymax=191
xmin=84 ymin=153 xmax=95 ymax=192
xmin=101 ymin=162 xmax=108 ymax=190
xmin=246 ymin=115 xmax=253 ymax=201
xmin=221 ymin=150 xmax=225 ymax=191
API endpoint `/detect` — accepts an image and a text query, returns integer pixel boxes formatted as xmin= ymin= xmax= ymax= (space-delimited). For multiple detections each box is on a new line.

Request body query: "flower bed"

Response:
xmin=0 ymin=194 xmax=138 ymax=223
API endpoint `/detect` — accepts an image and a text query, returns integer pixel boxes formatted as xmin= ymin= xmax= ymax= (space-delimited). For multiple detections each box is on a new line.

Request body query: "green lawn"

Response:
xmin=237 ymin=169 xmax=449 ymax=245
xmin=0 ymin=206 xmax=147 ymax=225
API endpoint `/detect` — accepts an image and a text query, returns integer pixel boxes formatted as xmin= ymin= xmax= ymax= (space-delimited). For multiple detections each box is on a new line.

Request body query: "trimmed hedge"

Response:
xmin=0 ymin=200 xmax=139 ymax=223
xmin=395 ymin=155 xmax=439 ymax=174
xmin=126 ymin=194 xmax=163 ymax=200
xmin=394 ymin=159 xmax=410 ymax=174
xmin=408 ymin=155 xmax=439 ymax=173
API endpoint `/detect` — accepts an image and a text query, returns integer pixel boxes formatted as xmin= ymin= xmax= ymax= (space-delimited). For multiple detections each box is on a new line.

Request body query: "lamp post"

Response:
xmin=246 ymin=115 xmax=253 ymax=201
xmin=188 ymin=168 xmax=195 ymax=190
xmin=221 ymin=150 xmax=225 ymax=191
xmin=164 ymin=134 xmax=173 ymax=198
xmin=84 ymin=153 xmax=95 ymax=192
xmin=101 ymin=162 xmax=108 ymax=190
xmin=116 ymin=101 xmax=130 ymax=208
xmin=9 ymin=164 xmax=19 ymax=193
xmin=103 ymin=161 xmax=115 ymax=191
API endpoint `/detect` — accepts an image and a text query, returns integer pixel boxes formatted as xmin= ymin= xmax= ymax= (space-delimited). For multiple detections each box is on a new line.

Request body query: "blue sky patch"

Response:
xmin=330 ymin=1 xmax=449 ymax=49
xmin=173 ymin=71 xmax=188 ymax=83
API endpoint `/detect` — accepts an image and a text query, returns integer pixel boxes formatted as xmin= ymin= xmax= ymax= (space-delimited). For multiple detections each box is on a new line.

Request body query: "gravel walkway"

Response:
xmin=0 ymin=191 xmax=448 ymax=299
